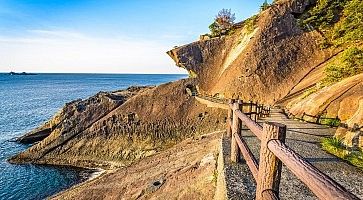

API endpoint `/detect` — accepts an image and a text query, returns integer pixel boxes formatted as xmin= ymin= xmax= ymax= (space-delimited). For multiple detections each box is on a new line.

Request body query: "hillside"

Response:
xmin=8 ymin=0 xmax=363 ymax=198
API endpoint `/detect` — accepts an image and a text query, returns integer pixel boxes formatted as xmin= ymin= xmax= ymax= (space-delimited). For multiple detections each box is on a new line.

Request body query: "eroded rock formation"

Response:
xmin=9 ymin=80 xmax=226 ymax=168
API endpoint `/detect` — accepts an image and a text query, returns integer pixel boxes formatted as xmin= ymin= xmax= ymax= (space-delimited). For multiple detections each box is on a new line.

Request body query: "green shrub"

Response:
xmin=320 ymin=118 xmax=341 ymax=126
xmin=260 ymin=0 xmax=270 ymax=11
xmin=332 ymin=0 xmax=363 ymax=45
xmin=299 ymin=0 xmax=363 ymax=46
xmin=321 ymin=47 xmax=363 ymax=85
xmin=244 ymin=15 xmax=259 ymax=33
xmin=322 ymin=137 xmax=345 ymax=152
xmin=209 ymin=9 xmax=236 ymax=37
xmin=322 ymin=137 xmax=363 ymax=169
xmin=299 ymin=0 xmax=347 ymax=29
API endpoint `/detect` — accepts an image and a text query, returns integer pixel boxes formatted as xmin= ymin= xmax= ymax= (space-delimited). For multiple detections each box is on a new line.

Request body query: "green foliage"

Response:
xmin=299 ymin=0 xmax=347 ymax=29
xmin=299 ymin=0 xmax=363 ymax=47
xmin=302 ymin=87 xmax=318 ymax=99
xmin=212 ymin=170 xmax=218 ymax=184
xmin=209 ymin=9 xmax=236 ymax=37
xmin=320 ymin=118 xmax=341 ymax=127
xmin=322 ymin=137 xmax=345 ymax=151
xmin=244 ymin=15 xmax=259 ymax=33
xmin=188 ymin=70 xmax=198 ymax=78
xmin=260 ymin=0 xmax=270 ymax=11
xmin=332 ymin=0 xmax=363 ymax=45
xmin=321 ymin=47 xmax=363 ymax=85
xmin=322 ymin=137 xmax=363 ymax=169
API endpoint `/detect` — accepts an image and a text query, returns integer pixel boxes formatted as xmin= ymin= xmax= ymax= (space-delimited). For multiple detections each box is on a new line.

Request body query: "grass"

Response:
xmin=320 ymin=118 xmax=341 ymax=127
xmin=301 ymin=87 xmax=318 ymax=99
xmin=320 ymin=47 xmax=363 ymax=86
xmin=321 ymin=137 xmax=363 ymax=169
xmin=299 ymin=0 xmax=363 ymax=47
xmin=244 ymin=15 xmax=259 ymax=34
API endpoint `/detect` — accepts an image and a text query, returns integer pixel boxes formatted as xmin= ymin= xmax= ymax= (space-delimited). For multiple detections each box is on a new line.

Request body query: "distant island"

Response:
xmin=9 ymin=71 xmax=37 ymax=75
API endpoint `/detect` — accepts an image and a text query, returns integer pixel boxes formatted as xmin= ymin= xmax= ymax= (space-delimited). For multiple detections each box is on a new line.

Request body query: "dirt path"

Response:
xmin=241 ymin=109 xmax=363 ymax=199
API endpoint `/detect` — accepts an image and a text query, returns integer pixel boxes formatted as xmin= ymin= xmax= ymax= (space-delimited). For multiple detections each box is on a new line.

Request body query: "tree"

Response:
xmin=209 ymin=9 xmax=236 ymax=37
xmin=260 ymin=0 xmax=270 ymax=11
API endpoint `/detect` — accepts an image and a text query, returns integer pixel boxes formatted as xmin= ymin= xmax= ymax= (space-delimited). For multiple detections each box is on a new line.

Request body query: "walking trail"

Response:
xmin=225 ymin=108 xmax=363 ymax=199
xmin=196 ymin=96 xmax=363 ymax=199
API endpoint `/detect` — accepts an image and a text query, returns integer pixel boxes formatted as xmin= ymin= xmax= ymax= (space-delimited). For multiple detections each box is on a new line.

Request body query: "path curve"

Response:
xmin=196 ymin=96 xmax=363 ymax=199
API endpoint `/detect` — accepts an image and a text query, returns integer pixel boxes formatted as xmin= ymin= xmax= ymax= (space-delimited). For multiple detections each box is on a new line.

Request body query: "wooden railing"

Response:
xmin=193 ymin=92 xmax=270 ymax=122
xmin=227 ymin=99 xmax=359 ymax=200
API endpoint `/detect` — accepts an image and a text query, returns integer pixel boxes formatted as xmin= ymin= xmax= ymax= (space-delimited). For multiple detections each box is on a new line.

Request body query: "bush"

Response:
xmin=321 ymin=47 xmax=363 ymax=85
xmin=246 ymin=15 xmax=258 ymax=32
xmin=320 ymin=118 xmax=341 ymax=127
xmin=332 ymin=0 xmax=363 ymax=45
xmin=260 ymin=0 xmax=270 ymax=11
xmin=322 ymin=137 xmax=363 ymax=169
xmin=298 ymin=0 xmax=363 ymax=47
xmin=209 ymin=9 xmax=236 ymax=37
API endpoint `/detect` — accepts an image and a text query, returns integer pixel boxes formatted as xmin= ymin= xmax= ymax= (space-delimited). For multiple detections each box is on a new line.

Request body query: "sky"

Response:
xmin=0 ymin=0 xmax=271 ymax=74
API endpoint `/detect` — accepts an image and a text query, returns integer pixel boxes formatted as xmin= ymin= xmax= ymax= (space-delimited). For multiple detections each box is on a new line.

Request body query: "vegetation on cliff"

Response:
xmin=322 ymin=47 xmax=363 ymax=86
xmin=208 ymin=9 xmax=236 ymax=37
xmin=299 ymin=0 xmax=363 ymax=48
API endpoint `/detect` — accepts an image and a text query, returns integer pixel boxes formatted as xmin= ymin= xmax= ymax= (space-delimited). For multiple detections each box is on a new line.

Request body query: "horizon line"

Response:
xmin=0 ymin=71 xmax=188 ymax=75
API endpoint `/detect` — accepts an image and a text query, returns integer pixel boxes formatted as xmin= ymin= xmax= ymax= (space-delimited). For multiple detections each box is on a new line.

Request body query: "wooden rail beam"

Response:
xmin=268 ymin=140 xmax=359 ymax=200
xmin=256 ymin=122 xmax=286 ymax=200
xmin=234 ymin=109 xmax=263 ymax=140
xmin=234 ymin=133 xmax=259 ymax=181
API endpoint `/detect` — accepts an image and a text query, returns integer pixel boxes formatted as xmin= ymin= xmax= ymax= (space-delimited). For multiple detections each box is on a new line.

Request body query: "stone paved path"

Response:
xmin=230 ymin=109 xmax=363 ymax=199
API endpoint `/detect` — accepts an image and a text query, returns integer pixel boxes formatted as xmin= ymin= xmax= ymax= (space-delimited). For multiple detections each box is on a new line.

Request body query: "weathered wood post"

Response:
xmin=226 ymin=99 xmax=235 ymax=137
xmin=231 ymin=100 xmax=243 ymax=163
xmin=256 ymin=122 xmax=286 ymax=200
xmin=254 ymin=102 xmax=258 ymax=122
xmin=248 ymin=100 xmax=251 ymax=117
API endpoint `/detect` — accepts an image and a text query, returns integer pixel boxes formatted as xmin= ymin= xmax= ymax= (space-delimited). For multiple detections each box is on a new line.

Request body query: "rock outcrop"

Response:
xmin=168 ymin=0 xmax=334 ymax=104
xmin=9 ymin=80 xmax=226 ymax=168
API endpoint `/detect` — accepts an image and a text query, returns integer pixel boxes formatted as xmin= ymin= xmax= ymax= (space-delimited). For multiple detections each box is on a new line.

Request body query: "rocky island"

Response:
xmin=8 ymin=0 xmax=363 ymax=199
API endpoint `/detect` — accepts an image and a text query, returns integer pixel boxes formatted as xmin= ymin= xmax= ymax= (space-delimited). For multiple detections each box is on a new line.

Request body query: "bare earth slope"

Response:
xmin=50 ymin=132 xmax=221 ymax=200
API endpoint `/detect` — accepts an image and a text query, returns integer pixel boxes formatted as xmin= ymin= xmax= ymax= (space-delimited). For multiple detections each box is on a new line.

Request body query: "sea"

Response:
xmin=0 ymin=73 xmax=186 ymax=200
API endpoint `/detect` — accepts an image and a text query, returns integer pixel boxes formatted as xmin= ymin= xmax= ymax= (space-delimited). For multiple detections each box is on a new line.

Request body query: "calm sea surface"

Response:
xmin=0 ymin=73 xmax=186 ymax=200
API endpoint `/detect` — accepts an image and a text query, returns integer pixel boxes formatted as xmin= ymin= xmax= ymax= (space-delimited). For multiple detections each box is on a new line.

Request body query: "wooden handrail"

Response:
xmin=268 ymin=140 xmax=359 ymax=200
xmin=234 ymin=133 xmax=259 ymax=181
xmin=226 ymin=99 xmax=359 ymax=200
xmin=229 ymin=103 xmax=263 ymax=140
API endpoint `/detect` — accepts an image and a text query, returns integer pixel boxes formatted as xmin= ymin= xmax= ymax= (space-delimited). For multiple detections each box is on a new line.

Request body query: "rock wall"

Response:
xmin=168 ymin=0 xmax=333 ymax=104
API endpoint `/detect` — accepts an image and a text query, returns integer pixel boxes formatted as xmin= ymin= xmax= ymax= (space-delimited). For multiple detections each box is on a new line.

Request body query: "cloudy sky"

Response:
xmin=0 ymin=0 xmax=270 ymax=74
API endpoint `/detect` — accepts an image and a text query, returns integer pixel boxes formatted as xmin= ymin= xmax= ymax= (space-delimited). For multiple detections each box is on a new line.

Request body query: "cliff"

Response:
xmin=8 ymin=0 xmax=362 ymax=197
xmin=168 ymin=0 xmax=335 ymax=104
xmin=168 ymin=0 xmax=362 ymax=145
xmin=9 ymin=80 xmax=226 ymax=168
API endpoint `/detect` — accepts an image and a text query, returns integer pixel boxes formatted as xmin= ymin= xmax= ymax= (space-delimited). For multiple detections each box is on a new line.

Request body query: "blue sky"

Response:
xmin=0 ymin=0 xmax=271 ymax=73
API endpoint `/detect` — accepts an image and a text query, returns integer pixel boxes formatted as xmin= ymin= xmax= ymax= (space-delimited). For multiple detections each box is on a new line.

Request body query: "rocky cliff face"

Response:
xmin=11 ymin=0 xmax=361 ymax=170
xmin=168 ymin=0 xmax=334 ymax=104
xmin=9 ymin=80 xmax=226 ymax=168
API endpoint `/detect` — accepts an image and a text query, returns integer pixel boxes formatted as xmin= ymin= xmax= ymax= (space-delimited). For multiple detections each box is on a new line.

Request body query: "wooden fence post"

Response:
xmin=256 ymin=122 xmax=286 ymax=200
xmin=226 ymin=99 xmax=235 ymax=137
xmin=254 ymin=102 xmax=258 ymax=122
xmin=231 ymin=100 xmax=243 ymax=163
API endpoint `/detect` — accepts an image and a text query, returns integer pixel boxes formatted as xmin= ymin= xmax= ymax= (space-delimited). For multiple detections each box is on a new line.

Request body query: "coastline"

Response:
xmin=49 ymin=167 xmax=109 ymax=199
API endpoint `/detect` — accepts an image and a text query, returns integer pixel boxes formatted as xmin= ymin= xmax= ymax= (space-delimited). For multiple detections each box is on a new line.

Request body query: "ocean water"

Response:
xmin=0 ymin=73 xmax=186 ymax=200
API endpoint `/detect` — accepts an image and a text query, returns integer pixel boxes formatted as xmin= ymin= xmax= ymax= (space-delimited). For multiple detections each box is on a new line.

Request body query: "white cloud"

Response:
xmin=0 ymin=30 xmax=186 ymax=74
